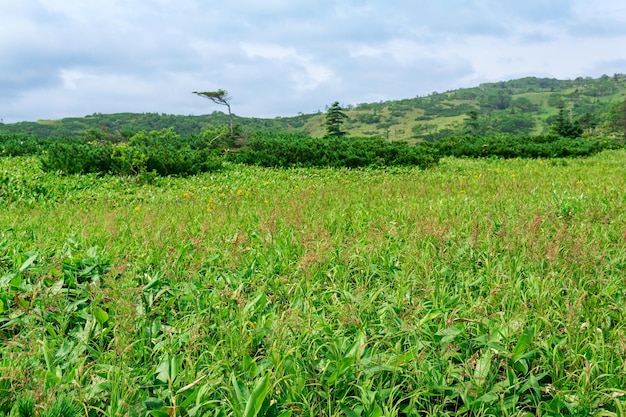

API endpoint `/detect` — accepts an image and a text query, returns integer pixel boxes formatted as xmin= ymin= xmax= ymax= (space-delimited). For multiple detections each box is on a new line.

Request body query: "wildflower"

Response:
xmin=206 ymin=198 xmax=216 ymax=212
xmin=183 ymin=192 xmax=191 ymax=200
xmin=237 ymin=189 xmax=244 ymax=196
xmin=134 ymin=206 xmax=141 ymax=211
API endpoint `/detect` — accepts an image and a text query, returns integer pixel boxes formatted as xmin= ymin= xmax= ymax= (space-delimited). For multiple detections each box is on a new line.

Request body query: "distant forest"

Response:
xmin=2 ymin=74 xmax=626 ymax=141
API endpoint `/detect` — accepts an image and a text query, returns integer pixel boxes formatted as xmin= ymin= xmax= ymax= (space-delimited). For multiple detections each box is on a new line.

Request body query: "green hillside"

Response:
xmin=2 ymin=74 xmax=625 ymax=141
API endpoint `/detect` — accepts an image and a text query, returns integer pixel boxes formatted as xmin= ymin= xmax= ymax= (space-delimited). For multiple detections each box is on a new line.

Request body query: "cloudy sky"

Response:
xmin=2 ymin=1 xmax=626 ymax=123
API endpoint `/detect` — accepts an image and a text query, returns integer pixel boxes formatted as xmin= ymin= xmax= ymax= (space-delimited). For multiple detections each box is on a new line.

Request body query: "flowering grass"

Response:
xmin=0 ymin=151 xmax=625 ymax=416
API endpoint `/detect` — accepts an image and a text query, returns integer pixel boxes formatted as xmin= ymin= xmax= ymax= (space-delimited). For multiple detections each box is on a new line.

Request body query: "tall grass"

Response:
xmin=1 ymin=151 xmax=625 ymax=416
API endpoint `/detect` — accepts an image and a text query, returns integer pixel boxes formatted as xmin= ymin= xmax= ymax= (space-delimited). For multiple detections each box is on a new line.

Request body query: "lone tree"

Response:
xmin=193 ymin=89 xmax=234 ymax=135
xmin=324 ymin=101 xmax=348 ymax=138
xmin=463 ymin=110 xmax=480 ymax=135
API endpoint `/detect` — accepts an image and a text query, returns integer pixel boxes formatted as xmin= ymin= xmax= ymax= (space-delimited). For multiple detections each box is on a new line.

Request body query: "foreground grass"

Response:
xmin=1 ymin=151 xmax=625 ymax=416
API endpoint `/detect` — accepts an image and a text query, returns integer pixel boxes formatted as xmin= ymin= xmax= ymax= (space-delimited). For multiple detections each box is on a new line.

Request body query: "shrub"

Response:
xmin=434 ymin=134 xmax=622 ymax=159
xmin=229 ymin=132 xmax=440 ymax=169
xmin=40 ymin=129 xmax=223 ymax=176
xmin=41 ymin=140 xmax=114 ymax=174
xmin=0 ymin=133 xmax=50 ymax=156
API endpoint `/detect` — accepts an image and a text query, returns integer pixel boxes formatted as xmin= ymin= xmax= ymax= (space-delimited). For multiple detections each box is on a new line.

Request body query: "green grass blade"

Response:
xmin=243 ymin=375 xmax=270 ymax=417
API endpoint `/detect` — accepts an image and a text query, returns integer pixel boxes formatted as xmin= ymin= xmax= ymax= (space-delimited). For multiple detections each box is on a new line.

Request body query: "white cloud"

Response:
xmin=241 ymin=43 xmax=334 ymax=91
xmin=349 ymin=45 xmax=383 ymax=58
xmin=1 ymin=0 xmax=626 ymax=123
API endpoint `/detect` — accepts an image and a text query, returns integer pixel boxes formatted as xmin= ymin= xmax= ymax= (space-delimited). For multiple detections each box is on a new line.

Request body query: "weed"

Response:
xmin=0 ymin=150 xmax=624 ymax=415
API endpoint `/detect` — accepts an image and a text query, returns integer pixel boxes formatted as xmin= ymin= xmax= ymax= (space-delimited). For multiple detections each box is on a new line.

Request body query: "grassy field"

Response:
xmin=1 ymin=151 xmax=625 ymax=416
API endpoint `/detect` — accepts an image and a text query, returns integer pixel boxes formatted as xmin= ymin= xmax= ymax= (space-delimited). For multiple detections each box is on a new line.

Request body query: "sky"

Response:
xmin=2 ymin=1 xmax=626 ymax=123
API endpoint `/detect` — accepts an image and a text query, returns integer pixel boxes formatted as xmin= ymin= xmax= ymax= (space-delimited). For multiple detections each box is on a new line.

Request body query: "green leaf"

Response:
xmin=54 ymin=340 xmax=75 ymax=360
xmin=0 ymin=273 xmax=14 ymax=286
xmin=512 ymin=326 xmax=535 ymax=362
xmin=513 ymin=358 xmax=529 ymax=374
xmin=19 ymin=253 xmax=38 ymax=272
xmin=475 ymin=392 xmax=498 ymax=405
xmin=327 ymin=357 xmax=353 ymax=385
xmin=143 ymin=275 xmax=162 ymax=291
xmin=93 ymin=306 xmax=109 ymax=325
xmin=155 ymin=355 xmax=170 ymax=383
xmin=340 ymin=405 xmax=361 ymax=417
xmin=473 ymin=349 xmax=492 ymax=386
xmin=243 ymin=291 xmax=266 ymax=316
xmin=144 ymin=397 xmax=164 ymax=410
xmin=230 ymin=373 xmax=247 ymax=415
xmin=434 ymin=326 xmax=461 ymax=343
xmin=149 ymin=410 xmax=170 ymax=417
xmin=10 ymin=274 xmax=23 ymax=290
xmin=346 ymin=331 xmax=366 ymax=360
xmin=243 ymin=375 xmax=270 ymax=417
xmin=170 ymin=354 xmax=183 ymax=382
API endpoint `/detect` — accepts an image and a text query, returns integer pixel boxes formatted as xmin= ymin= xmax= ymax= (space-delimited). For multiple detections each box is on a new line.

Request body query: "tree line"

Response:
xmin=1 ymin=98 xmax=622 ymax=177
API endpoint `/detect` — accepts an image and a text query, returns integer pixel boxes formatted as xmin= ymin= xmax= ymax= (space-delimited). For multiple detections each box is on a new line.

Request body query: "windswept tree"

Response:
xmin=324 ymin=101 xmax=348 ymax=138
xmin=193 ymin=89 xmax=234 ymax=135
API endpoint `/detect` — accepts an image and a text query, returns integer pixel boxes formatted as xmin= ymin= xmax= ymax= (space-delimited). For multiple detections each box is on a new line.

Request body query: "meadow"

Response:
xmin=1 ymin=151 xmax=625 ymax=416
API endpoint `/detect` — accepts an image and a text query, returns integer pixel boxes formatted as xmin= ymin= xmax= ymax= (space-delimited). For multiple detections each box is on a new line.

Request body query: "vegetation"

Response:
xmin=433 ymin=134 xmax=620 ymax=159
xmin=3 ymin=75 xmax=626 ymax=142
xmin=1 ymin=73 xmax=626 ymax=416
xmin=1 ymin=150 xmax=625 ymax=416
xmin=229 ymin=132 xmax=439 ymax=169
xmin=606 ymin=96 xmax=626 ymax=140
xmin=32 ymin=128 xmax=223 ymax=177
xmin=324 ymin=102 xmax=348 ymax=138
xmin=548 ymin=108 xmax=583 ymax=139
xmin=4 ymin=127 xmax=620 ymax=178
xmin=193 ymin=90 xmax=235 ymax=136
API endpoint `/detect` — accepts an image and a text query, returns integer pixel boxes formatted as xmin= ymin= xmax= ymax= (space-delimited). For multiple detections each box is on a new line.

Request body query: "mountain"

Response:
xmin=2 ymin=74 xmax=625 ymax=141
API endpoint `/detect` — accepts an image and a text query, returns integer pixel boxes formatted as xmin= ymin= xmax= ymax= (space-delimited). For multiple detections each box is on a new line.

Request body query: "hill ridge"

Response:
xmin=2 ymin=74 xmax=625 ymax=141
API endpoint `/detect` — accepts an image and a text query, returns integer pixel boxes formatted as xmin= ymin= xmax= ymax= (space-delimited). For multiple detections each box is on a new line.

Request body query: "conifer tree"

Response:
xmin=549 ymin=107 xmax=583 ymax=139
xmin=324 ymin=101 xmax=348 ymax=138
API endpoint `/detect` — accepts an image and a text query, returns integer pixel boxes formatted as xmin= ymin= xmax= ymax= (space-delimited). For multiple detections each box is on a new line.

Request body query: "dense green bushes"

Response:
xmin=4 ymin=129 xmax=624 ymax=178
xmin=0 ymin=133 xmax=52 ymax=156
xmin=434 ymin=133 xmax=622 ymax=159
xmin=229 ymin=132 xmax=440 ymax=168
xmin=40 ymin=129 xmax=223 ymax=176
xmin=42 ymin=141 xmax=114 ymax=174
